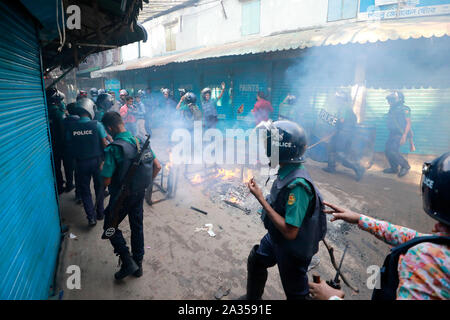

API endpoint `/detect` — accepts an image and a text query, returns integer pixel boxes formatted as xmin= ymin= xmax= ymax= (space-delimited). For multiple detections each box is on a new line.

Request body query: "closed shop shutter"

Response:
xmin=0 ymin=3 xmax=61 ymax=299
xmin=202 ymin=68 xmax=232 ymax=121
xmin=232 ymin=62 xmax=269 ymax=130
xmin=364 ymin=87 xmax=450 ymax=155
xmin=173 ymin=68 xmax=199 ymax=102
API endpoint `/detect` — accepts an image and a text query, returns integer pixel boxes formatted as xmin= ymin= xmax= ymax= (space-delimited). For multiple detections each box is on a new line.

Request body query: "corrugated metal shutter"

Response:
xmin=202 ymin=69 xmax=232 ymax=121
xmin=232 ymin=62 xmax=269 ymax=130
xmin=364 ymin=88 xmax=450 ymax=155
xmin=0 ymin=3 xmax=61 ymax=299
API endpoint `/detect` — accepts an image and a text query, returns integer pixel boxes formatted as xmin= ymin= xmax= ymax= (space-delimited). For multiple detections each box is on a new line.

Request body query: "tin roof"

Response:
xmin=91 ymin=15 xmax=450 ymax=78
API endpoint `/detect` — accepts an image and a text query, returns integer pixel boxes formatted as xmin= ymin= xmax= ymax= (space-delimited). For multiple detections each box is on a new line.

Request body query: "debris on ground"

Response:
xmin=195 ymin=224 xmax=216 ymax=237
xmin=214 ymin=283 xmax=231 ymax=300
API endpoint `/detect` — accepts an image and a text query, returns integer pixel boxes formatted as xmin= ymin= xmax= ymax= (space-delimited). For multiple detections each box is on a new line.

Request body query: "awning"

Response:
xmin=92 ymin=15 xmax=450 ymax=78
xmin=20 ymin=0 xmax=148 ymax=71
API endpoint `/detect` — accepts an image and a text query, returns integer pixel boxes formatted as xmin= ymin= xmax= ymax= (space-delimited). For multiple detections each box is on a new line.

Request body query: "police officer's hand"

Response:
xmin=309 ymin=280 xmax=345 ymax=300
xmin=400 ymin=134 xmax=407 ymax=146
xmin=323 ymin=201 xmax=361 ymax=224
xmin=247 ymin=178 xmax=263 ymax=201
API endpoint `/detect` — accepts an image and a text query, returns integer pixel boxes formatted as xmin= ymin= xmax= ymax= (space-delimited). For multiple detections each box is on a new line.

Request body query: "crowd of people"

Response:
xmin=45 ymin=84 xmax=448 ymax=300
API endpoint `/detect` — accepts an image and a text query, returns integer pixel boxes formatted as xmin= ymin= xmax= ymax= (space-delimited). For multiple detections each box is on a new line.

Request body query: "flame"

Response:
xmin=165 ymin=152 xmax=173 ymax=171
xmin=243 ymin=169 xmax=253 ymax=183
xmin=191 ymin=174 xmax=202 ymax=184
xmin=215 ymin=168 xmax=240 ymax=180
xmin=229 ymin=197 xmax=239 ymax=203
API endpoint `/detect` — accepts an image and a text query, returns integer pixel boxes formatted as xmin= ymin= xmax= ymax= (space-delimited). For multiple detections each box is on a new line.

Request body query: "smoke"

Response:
xmin=277 ymin=36 xmax=450 ymax=156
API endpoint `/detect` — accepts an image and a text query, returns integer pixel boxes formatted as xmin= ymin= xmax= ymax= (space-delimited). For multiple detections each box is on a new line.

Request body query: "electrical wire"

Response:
xmin=57 ymin=0 xmax=66 ymax=52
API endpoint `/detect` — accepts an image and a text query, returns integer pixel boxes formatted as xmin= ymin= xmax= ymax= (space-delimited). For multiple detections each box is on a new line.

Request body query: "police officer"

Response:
xmin=201 ymin=82 xmax=225 ymax=129
xmin=90 ymin=87 xmax=98 ymax=103
xmin=134 ymin=91 xmax=147 ymax=137
xmin=119 ymin=89 xmax=128 ymax=105
xmin=95 ymin=92 xmax=115 ymax=121
xmin=108 ymin=90 xmax=122 ymax=113
xmin=76 ymin=90 xmax=88 ymax=101
xmin=46 ymin=87 xmax=66 ymax=194
xmin=384 ymin=91 xmax=412 ymax=177
xmin=62 ymin=103 xmax=80 ymax=198
xmin=240 ymin=120 xmax=327 ymax=300
xmin=101 ymin=111 xmax=162 ymax=280
xmin=70 ymin=98 xmax=108 ymax=226
xmin=323 ymin=91 xmax=365 ymax=181
xmin=141 ymin=88 xmax=156 ymax=135
xmin=309 ymin=152 xmax=450 ymax=300
xmin=176 ymin=92 xmax=202 ymax=132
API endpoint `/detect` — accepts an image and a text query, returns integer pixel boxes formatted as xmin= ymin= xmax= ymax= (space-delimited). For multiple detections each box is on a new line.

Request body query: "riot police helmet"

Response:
xmin=90 ymin=87 xmax=98 ymax=98
xmin=201 ymin=87 xmax=212 ymax=97
xmin=46 ymin=87 xmax=65 ymax=105
xmin=96 ymin=93 xmax=114 ymax=112
xmin=76 ymin=97 xmax=96 ymax=120
xmin=386 ymin=90 xmax=405 ymax=106
xmin=335 ymin=90 xmax=351 ymax=104
xmin=77 ymin=90 xmax=88 ymax=101
xmin=286 ymin=95 xmax=297 ymax=105
xmin=66 ymin=102 xmax=79 ymax=116
xmin=98 ymin=89 xmax=105 ymax=95
xmin=258 ymin=120 xmax=308 ymax=165
xmin=137 ymin=89 xmax=145 ymax=97
xmin=184 ymin=92 xmax=197 ymax=105
xmin=421 ymin=152 xmax=450 ymax=226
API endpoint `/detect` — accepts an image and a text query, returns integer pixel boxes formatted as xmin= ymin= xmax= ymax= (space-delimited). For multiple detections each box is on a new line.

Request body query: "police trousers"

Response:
xmin=256 ymin=233 xmax=311 ymax=299
xmin=103 ymin=190 xmax=145 ymax=262
xmin=76 ymin=157 xmax=104 ymax=220
xmin=53 ymin=151 xmax=64 ymax=194
xmin=385 ymin=133 xmax=410 ymax=170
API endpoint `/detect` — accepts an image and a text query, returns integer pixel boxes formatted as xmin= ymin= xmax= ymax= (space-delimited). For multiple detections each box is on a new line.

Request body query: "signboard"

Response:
xmin=375 ymin=0 xmax=399 ymax=6
xmin=359 ymin=0 xmax=450 ymax=20
xmin=105 ymin=78 xmax=121 ymax=99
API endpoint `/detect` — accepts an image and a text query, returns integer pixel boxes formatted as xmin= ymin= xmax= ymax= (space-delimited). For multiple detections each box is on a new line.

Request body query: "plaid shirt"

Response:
xmin=358 ymin=215 xmax=450 ymax=300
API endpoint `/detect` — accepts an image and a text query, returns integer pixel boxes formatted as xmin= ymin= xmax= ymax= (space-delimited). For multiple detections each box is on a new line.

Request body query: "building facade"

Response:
xmin=92 ymin=0 xmax=450 ymax=156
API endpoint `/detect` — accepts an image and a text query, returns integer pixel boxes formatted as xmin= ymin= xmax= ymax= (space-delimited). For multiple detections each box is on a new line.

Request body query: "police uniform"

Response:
xmin=48 ymin=103 xmax=66 ymax=194
xmin=62 ymin=111 xmax=80 ymax=194
xmin=69 ymin=116 xmax=107 ymax=223
xmin=101 ymin=131 xmax=156 ymax=274
xmin=201 ymin=99 xmax=218 ymax=129
xmin=324 ymin=100 xmax=365 ymax=181
xmin=256 ymin=163 xmax=326 ymax=299
xmin=385 ymin=104 xmax=411 ymax=172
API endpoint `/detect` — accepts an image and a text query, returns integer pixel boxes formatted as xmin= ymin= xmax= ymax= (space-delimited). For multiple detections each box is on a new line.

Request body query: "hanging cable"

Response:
xmin=57 ymin=0 xmax=66 ymax=52
xmin=56 ymin=0 xmax=62 ymax=52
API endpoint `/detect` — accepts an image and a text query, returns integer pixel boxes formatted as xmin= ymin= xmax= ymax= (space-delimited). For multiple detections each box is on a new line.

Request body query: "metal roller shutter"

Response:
xmin=232 ymin=62 xmax=269 ymax=130
xmin=364 ymin=87 xmax=450 ymax=155
xmin=0 ymin=2 xmax=61 ymax=299
xmin=202 ymin=67 xmax=232 ymax=122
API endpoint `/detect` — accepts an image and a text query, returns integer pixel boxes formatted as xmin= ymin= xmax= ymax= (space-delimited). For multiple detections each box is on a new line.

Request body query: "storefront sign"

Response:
xmin=359 ymin=0 xmax=450 ymax=20
xmin=105 ymin=78 xmax=121 ymax=99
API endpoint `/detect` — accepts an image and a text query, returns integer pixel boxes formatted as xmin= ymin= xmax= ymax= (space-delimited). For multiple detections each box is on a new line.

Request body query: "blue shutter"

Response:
xmin=232 ymin=62 xmax=268 ymax=130
xmin=0 ymin=3 xmax=61 ymax=299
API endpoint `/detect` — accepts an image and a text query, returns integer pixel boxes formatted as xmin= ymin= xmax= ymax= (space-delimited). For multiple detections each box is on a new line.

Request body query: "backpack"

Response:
xmin=372 ymin=235 xmax=450 ymax=300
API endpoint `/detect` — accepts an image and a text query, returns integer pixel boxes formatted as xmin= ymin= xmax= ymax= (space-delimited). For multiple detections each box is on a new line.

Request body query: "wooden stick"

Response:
xmin=322 ymin=239 xmax=359 ymax=293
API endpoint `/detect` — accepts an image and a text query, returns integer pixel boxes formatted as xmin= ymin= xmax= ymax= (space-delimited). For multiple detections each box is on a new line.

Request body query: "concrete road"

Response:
xmin=55 ymin=130 xmax=436 ymax=300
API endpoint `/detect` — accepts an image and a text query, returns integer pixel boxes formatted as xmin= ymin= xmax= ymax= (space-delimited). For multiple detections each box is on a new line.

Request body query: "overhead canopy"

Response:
xmin=20 ymin=0 xmax=148 ymax=72
xmin=92 ymin=15 xmax=450 ymax=78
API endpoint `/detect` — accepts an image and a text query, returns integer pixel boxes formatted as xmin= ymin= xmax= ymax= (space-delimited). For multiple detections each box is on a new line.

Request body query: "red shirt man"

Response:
xmin=119 ymin=96 xmax=137 ymax=124
xmin=252 ymin=91 xmax=273 ymax=125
